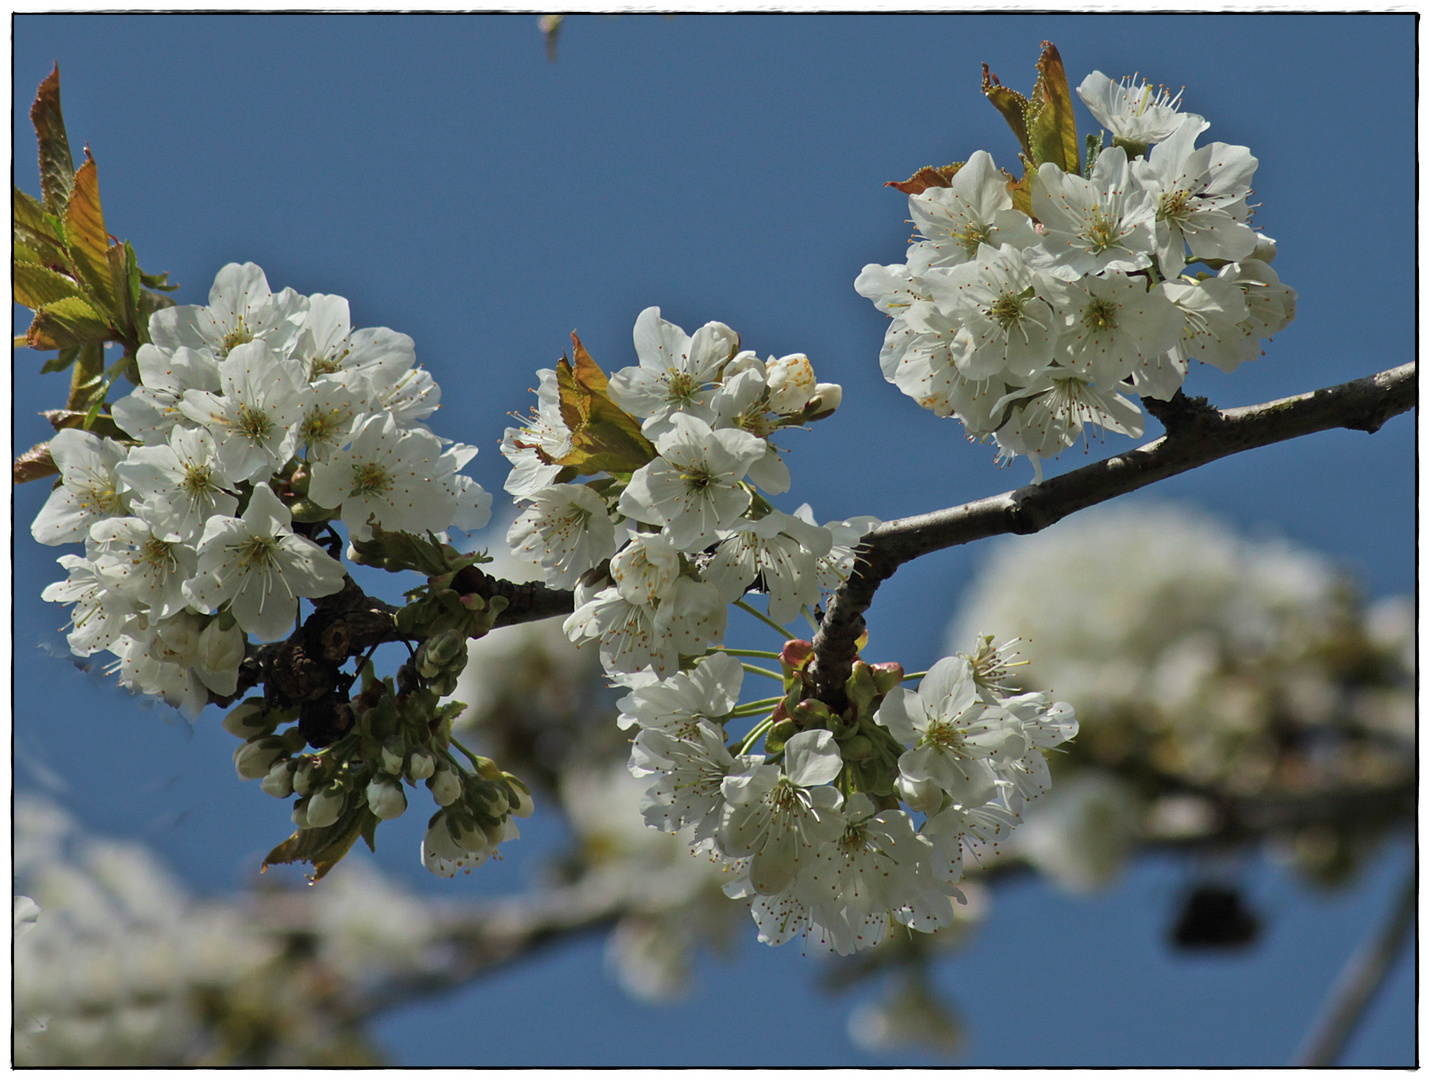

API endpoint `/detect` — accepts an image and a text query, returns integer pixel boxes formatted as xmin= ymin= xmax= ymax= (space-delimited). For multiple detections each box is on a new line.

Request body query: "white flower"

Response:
xmin=1132 ymin=119 xmax=1258 ymax=278
xmin=295 ymin=292 xmax=416 ymax=390
xmin=184 ymin=483 xmax=347 ymax=642
xmin=800 ymin=794 xmax=960 ymax=953
xmin=88 ymin=517 xmax=197 ymax=622
xmin=1055 ymin=272 xmax=1183 ymax=388
xmin=718 ymin=729 xmax=845 ymax=894
xmin=1029 ymin=147 xmax=1157 ymax=281
xmin=1159 ymin=277 xmax=1255 ymax=387
xmin=876 ymin=656 xmax=1026 ymax=808
xmin=30 ymin=429 xmax=129 ymax=546
xmin=148 ymin=261 xmax=307 ymax=360
xmin=607 ymin=307 xmax=738 ymax=437
xmin=1076 ymin=71 xmax=1199 ymax=147
xmin=609 ymin=533 xmax=681 ymax=608
xmin=926 ymin=243 xmax=1064 ymax=381
xmin=794 ymin=506 xmax=882 ymax=593
xmin=617 ymin=413 xmax=765 ymax=551
xmin=764 ymin=353 xmax=817 ymax=414
xmin=919 ymin=799 xmax=1021 ymax=883
xmin=993 ymin=369 xmax=1145 ymax=478
xmin=507 ymin=483 xmax=618 ymax=588
xmin=877 ymin=303 xmax=1007 ymax=433
xmin=1218 ymin=258 xmax=1297 ymax=342
xmin=40 ymin=555 xmax=133 ymax=657
xmin=616 ymin=651 xmax=743 ymax=735
xmin=500 ymin=369 xmax=573 ymax=499
xmin=178 ymin=340 xmax=310 ymax=483
xmin=854 ymin=261 xmax=929 ymax=317
xmin=296 ymin=377 xmax=367 ymax=462
xmin=631 ymin=720 xmax=743 ymax=843
xmin=564 ymin=584 xmax=668 ymax=675
xmin=115 ymin=426 xmax=238 ymax=544
xmin=111 ymin=344 xmax=221 ymax=445
xmin=375 ymin=365 xmax=442 ymax=426
xmin=905 ymin=150 xmax=1039 ymax=273
xmin=307 ymin=413 xmax=457 ymax=541
xmin=701 ymin=510 xmax=832 ymax=625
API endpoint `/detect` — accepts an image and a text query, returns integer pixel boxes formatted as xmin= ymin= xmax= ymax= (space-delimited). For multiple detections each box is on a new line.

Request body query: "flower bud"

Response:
xmin=504 ymin=773 xmax=536 ymax=817
xmin=839 ymin=734 xmax=875 ymax=761
xmin=408 ymin=751 xmax=436 ymax=780
xmin=764 ymin=718 xmax=797 ymax=754
xmin=1251 ymin=232 xmax=1278 ymax=263
xmin=234 ymin=737 xmax=286 ymax=781
xmin=765 ymin=353 xmax=817 ymax=414
xmin=222 ymin=700 xmax=274 ymax=739
xmin=194 ymin=619 xmax=245 ymax=698
xmin=870 ymin=662 xmax=905 ymax=696
xmin=896 ymin=774 xmax=946 ymax=815
xmin=291 ymin=760 xmax=315 ymax=796
xmin=367 ymin=777 xmax=408 ymax=820
xmin=804 ymin=382 xmax=842 ymax=420
xmin=428 ymin=765 xmax=463 ymax=807
xmin=261 ymin=761 xmax=295 ymax=799
xmin=723 ymin=349 xmax=763 ymax=379
xmin=381 ymin=740 xmax=406 ymax=775
xmin=305 ymin=785 xmax=346 ymax=829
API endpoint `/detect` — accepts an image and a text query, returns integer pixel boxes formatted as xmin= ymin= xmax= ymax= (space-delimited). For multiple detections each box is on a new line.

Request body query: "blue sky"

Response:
xmin=13 ymin=14 xmax=1413 ymax=1066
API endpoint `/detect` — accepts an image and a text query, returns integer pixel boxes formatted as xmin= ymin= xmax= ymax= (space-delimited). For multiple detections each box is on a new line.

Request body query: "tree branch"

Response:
xmin=807 ymin=362 xmax=1416 ymax=706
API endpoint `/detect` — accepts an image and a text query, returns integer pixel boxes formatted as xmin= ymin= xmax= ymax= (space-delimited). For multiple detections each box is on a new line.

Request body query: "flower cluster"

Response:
xmin=33 ymin=262 xmax=492 ymax=718
xmin=500 ymin=306 xmax=853 ymax=677
xmin=858 ymin=69 xmax=1297 ymax=479
xmin=616 ymin=638 xmax=1076 ymax=955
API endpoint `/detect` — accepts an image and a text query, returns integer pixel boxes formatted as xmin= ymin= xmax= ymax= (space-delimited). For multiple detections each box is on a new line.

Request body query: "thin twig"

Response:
xmin=1293 ymin=864 xmax=1417 ymax=1066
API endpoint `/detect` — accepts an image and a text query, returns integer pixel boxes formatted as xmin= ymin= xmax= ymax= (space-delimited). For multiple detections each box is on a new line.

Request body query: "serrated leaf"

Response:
xmin=107 ymin=241 xmax=142 ymax=334
xmin=31 ymin=64 xmax=75 ymax=215
xmin=262 ymin=812 xmax=371 ymax=883
xmin=884 ymin=162 xmax=964 ymax=196
xmin=25 ymin=296 xmax=113 ymax=351
xmin=14 ymin=443 xmax=58 ymax=485
xmin=551 ymin=333 xmax=657 ymax=475
xmin=14 ymin=185 xmax=64 ymax=245
xmin=40 ymin=346 xmax=80 ymax=375
xmin=14 ymin=261 xmax=84 ymax=310
xmin=26 ymin=295 xmax=114 ymax=351
xmin=982 ymin=61 xmax=1032 ymax=161
xmin=1006 ymin=167 xmax=1034 ymax=218
xmin=65 ymin=152 xmax=117 ymax=313
xmin=1026 ymin=41 xmax=1080 ymax=174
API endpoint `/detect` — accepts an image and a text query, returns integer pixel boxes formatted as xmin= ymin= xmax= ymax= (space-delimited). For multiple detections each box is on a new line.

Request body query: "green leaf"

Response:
xmin=262 ymin=812 xmax=371 ymax=882
xmin=106 ymin=241 xmax=142 ymax=337
xmin=64 ymin=152 xmax=117 ymax=314
xmin=138 ymin=268 xmax=180 ymax=292
xmin=13 ymin=184 xmax=63 ymax=244
xmin=1026 ymin=42 xmax=1080 ymax=173
xmin=551 ymin=333 xmax=657 ymax=475
xmin=39 ymin=346 xmax=79 ymax=375
xmin=14 ymin=261 xmax=84 ymax=310
xmin=359 ymin=813 xmax=380 ymax=853
xmin=1084 ymin=131 xmax=1105 ymax=178
xmin=982 ymin=61 xmax=1032 ymax=162
xmin=25 ymin=295 xmax=113 ymax=351
xmin=30 ymin=64 xmax=75 ymax=215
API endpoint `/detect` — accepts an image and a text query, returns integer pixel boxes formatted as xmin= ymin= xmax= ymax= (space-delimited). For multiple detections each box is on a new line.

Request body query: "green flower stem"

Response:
xmin=734 ymin=599 xmax=792 ymax=640
xmin=713 ymin=647 xmax=784 ymax=660
xmin=740 ymin=663 xmax=784 ymax=682
xmin=902 ymin=670 xmax=928 ymax=682
xmin=448 ymin=735 xmax=484 ymax=771
xmin=737 ymin=717 xmax=774 ymax=756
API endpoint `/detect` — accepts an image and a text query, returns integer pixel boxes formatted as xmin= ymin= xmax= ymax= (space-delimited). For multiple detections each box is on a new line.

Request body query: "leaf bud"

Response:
xmin=870 ymin=662 xmax=905 ymax=696
xmin=839 ymin=734 xmax=875 ymax=762
xmin=764 ymin=718 xmax=798 ymax=754
xmin=845 ymin=661 xmax=879 ymax=719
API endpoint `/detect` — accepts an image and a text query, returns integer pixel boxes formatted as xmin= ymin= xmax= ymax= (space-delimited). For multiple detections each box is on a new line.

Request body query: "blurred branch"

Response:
xmin=1293 ymin=864 xmax=1416 ymax=1065
xmin=807 ymin=361 xmax=1417 ymax=706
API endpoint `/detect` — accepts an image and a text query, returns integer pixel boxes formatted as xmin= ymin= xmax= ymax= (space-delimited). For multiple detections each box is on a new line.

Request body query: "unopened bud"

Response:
xmin=381 ymin=740 xmax=406 ymax=775
xmin=408 ymin=751 xmax=436 ymax=780
xmin=804 ymin=382 xmax=842 ymax=420
xmin=222 ymin=700 xmax=274 ymax=739
xmin=234 ymin=737 xmax=286 ymax=781
xmin=1251 ymin=232 xmax=1278 ymax=263
xmin=305 ymin=785 xmax=346 ymax=829
xmin=367 ymin=777 xmax=408 ymax=820
xmin=428 ymin=765 xmax=463 ymax=807
xmin=261 ymin=760 xmax=294 ymax=799
xmin=504 ymin=773 xmax=534 ymax=818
